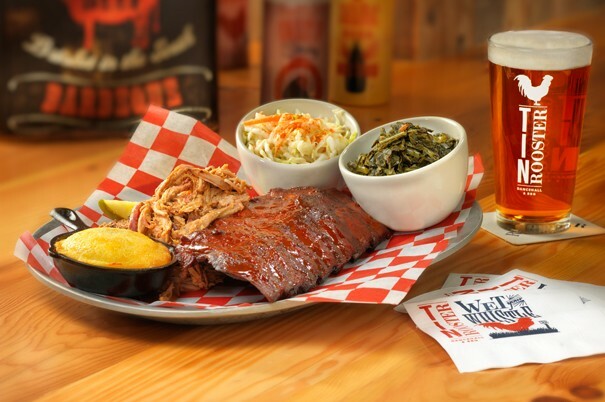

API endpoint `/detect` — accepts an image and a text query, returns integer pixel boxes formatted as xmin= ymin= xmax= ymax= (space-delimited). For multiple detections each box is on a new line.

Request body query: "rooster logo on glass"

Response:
xmin=513 ymin=73 xmax=554 ymax=195
xmin=515 ymin=74 xmax=553 ymax=104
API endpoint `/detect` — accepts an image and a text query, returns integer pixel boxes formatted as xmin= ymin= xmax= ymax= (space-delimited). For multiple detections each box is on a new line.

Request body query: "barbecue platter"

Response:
xmin=19 ymin=104 xmax=483 ymax=324
xmin=56 ymin=163 xmax=391 ymax=302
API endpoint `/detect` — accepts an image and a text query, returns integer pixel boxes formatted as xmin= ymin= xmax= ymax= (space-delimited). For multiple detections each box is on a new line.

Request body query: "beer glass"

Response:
xmin=488 ymin=31 xmax=593 ymax=233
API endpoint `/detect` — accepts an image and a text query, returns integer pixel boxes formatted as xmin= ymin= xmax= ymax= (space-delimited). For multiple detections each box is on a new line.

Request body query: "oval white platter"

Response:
xmin=27 ymin=202 xmax=482 ymax=325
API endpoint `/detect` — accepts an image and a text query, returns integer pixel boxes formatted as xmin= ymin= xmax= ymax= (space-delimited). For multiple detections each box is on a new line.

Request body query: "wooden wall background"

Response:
xmin=247 ymin=0 xmax=605 ymax=63
xmin=394 ymin=0 xmax=605 ymax=59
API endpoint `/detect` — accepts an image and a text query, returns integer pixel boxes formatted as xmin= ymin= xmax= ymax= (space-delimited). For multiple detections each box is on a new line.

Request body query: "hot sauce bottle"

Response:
xmin=217 ymin=0 xmax=248 ymax=70
xmin=329 ymin=0 xmax=394 ymax=106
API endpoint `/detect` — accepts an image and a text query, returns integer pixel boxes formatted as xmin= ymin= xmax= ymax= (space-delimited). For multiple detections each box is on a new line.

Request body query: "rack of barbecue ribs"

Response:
xmin=176 ymin=187 xmax=392 ymax=302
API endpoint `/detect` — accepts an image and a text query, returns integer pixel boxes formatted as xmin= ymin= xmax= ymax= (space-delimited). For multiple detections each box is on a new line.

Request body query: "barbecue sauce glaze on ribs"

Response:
xmin=176 ymin=187 xmax=392 ymax=302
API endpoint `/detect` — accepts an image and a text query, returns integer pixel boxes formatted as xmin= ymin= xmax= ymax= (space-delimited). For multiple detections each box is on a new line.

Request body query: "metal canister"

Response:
xmin=261 ymin=0 xmax=330 ymax=103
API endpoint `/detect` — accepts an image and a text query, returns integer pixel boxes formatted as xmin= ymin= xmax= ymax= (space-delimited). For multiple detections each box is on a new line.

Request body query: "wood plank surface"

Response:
xmin=1 ymin=6 xmax=604 ymax=402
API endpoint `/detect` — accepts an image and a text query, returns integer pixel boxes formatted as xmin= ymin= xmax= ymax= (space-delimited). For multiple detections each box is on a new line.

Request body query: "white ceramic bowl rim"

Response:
xmin=340 ymin=116 xmax=467 ymax=181
xmin=237 ymin=149 xmax=340 ymax=170
xmin=236 ymin=98 xmax=360 ymax=170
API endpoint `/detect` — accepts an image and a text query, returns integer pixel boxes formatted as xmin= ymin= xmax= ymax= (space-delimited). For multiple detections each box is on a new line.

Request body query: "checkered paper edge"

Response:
xmin=14 ymin=106 xmax=484 ymax=308
xmin=75 ymin=105 xmax=249 ymax=225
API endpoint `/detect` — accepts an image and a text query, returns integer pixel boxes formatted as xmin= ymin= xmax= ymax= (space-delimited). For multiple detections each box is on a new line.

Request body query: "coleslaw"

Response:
xmin=242 ymin=109 xmax=356 ymax=164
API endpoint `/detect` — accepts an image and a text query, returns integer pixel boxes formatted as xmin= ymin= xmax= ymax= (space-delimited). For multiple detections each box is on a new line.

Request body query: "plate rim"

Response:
xmin=27 ymin=202 xmax=482 ymax=324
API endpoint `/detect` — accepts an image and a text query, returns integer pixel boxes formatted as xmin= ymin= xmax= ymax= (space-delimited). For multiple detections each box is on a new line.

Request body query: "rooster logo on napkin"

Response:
xmin=477 ymin=317 xmax=534 ymax=332
xmin=515 ymin=74 xmax=553 ymax=105
xmin=463 ymin=294 xmax=560 ymax=339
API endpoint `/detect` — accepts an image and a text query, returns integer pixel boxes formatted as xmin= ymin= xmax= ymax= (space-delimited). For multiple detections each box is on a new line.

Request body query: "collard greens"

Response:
xmin=348 ymin=122 xmax=458 ymax=176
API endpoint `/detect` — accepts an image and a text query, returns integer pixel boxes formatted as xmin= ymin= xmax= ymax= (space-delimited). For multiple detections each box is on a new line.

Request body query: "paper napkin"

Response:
xmin=441 ymin=273 xmax=499 ymax=288
xmin=400 ymin=269 xmax=605 ymax=372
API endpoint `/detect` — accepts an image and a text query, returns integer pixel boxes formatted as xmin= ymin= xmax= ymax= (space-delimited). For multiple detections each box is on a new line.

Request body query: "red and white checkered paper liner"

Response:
xmin=15 ymin=106 xmax=484 ymax=309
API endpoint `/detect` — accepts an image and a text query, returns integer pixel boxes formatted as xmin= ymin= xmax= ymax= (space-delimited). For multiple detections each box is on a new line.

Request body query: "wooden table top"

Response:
xmin=2 ymin=8 xmax=605 ymax=402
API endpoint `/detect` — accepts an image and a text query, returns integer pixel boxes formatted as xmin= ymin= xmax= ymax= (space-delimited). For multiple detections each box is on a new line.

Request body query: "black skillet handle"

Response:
xmin=50 ymin=208 xmax=89 ymax=231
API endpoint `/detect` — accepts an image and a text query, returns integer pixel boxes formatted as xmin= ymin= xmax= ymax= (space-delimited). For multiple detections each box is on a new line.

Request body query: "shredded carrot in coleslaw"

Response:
xmin=242 ymin=109 xmax=356 ymax=164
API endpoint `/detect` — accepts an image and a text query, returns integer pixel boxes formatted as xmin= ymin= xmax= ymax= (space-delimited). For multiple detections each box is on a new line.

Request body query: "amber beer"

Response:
xmin=488 ymin=31 xmax=592 ymax=233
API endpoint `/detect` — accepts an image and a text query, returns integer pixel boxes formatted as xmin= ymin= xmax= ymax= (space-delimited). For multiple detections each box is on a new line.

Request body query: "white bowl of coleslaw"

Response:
xmin=236 ymin=99 xmax=360 ymax=194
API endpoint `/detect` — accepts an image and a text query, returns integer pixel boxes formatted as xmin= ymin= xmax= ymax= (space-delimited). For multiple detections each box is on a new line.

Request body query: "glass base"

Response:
xmin=496 ymin=212 xmax=571 ymax=234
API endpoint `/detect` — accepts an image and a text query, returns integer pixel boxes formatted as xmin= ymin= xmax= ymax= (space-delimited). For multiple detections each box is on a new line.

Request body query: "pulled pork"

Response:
xmin=130 ymin=164 xmax=250 ymax=244
xmin=126 ymin=164 xmax=250 ymax=301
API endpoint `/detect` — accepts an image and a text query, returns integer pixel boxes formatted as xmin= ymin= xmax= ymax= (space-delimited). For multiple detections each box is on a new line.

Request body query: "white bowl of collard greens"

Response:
xmin=338 ymin=116 xmax=468 ymax=232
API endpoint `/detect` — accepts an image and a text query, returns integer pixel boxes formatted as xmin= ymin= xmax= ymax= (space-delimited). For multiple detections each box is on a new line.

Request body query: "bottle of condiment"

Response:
xmin=329 ymin=0 xmax=394 ymax=106
xmin=217 ymin=0 xmax=248 ymax=70
xmin=346 ymin=42 xmax=366 ymax=93
xmin=260 ymin=0 xmax=330 ymax=103
xmin=0 ymin=0 xmax=218 ymax=138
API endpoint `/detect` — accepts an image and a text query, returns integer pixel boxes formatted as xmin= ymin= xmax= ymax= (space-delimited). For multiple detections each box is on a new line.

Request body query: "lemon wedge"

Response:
xmin=98 ymin=200 xmax=138 ymax=220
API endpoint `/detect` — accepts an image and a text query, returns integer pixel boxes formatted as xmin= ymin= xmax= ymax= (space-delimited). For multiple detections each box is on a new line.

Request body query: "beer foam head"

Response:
xmin=488 ymin=30 xmax=592 ymax=70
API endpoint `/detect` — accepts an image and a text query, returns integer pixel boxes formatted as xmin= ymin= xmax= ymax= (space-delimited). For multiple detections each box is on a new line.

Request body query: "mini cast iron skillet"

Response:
xmin=48 ymin=208 xmax=175 ymax=298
